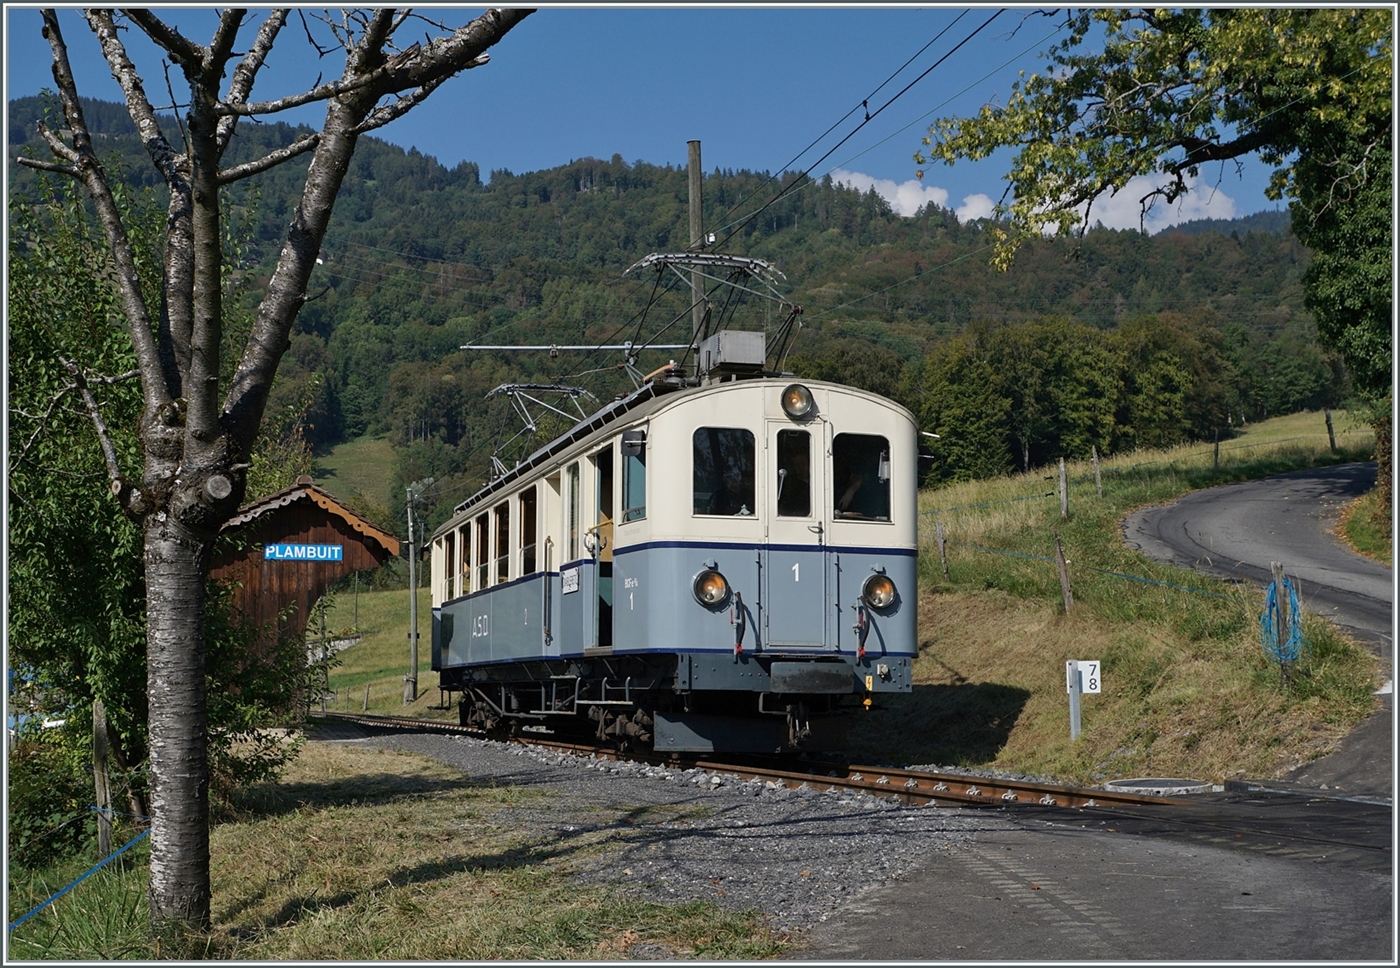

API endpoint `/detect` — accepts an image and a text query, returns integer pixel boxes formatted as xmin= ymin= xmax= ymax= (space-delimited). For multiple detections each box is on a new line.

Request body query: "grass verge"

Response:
xmin=844 ymin=410 xmax=1382 ymax=783
xmin=1339 ymin=488 xmax=1393 ymax=566
xmin=8 ymin=743 xmax=785 ymax=960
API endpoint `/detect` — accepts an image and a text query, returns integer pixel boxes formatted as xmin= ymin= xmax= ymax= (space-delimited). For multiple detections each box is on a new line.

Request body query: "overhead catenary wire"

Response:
xmin=712 ymin=9 xmax=1003 ymax=253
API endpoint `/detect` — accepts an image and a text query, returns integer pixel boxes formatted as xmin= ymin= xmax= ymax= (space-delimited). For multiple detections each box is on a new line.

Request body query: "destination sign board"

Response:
xmin=264 ymin=543 xmax=343 ymax=561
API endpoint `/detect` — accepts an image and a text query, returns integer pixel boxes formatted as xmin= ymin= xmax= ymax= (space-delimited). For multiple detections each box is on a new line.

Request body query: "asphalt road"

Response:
xmin=1121 ymin=462 xmax=1393 ymax=647
xmin=787 ymin=796 xmax=1392 ymax=961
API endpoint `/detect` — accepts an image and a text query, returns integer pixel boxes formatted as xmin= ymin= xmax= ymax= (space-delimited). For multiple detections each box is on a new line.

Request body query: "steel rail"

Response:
xmin=309 ymin=711 xmax=1184 ymax=810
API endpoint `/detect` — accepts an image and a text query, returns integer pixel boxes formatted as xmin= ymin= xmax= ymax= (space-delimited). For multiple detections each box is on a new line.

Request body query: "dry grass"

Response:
xmin=205 ymin=742 xmax=784 ymax=959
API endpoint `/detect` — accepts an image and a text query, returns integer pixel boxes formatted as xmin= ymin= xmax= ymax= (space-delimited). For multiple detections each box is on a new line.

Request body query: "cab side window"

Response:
xmin=693 ymin=428 xmax=755 ymax=516
xmin=833 ymin=433 xmax=891 ymax=521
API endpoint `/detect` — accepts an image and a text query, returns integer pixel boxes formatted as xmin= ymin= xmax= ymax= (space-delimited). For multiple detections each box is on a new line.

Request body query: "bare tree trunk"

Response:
xmin=143 ymin=519 xmax=212 ymax=926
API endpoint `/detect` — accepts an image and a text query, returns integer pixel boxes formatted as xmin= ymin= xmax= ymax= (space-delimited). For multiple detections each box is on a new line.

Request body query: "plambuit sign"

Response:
xmin=263 ymin=543 xmax=343 ymax=561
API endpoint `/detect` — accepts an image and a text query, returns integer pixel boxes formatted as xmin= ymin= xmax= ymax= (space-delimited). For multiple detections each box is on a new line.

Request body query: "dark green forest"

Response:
xmin=9 ymin=95 xmax=1349 ymax=532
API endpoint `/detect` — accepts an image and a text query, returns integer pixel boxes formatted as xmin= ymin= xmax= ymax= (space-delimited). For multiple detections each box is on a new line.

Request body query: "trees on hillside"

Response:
xmin=915 ymin=8 xmax=1392 ymax=503
xmin=15 ymin=6 xmax=531 ymax=934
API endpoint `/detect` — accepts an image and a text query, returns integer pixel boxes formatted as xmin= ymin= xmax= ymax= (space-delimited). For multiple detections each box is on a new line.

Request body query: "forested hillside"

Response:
xmin=9 ymin=95 xmax=1348 ymax=531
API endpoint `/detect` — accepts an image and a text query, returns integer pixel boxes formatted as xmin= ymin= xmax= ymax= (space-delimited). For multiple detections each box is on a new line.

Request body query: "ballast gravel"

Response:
xmin=355 ymin=731 xmax=995 ymax=935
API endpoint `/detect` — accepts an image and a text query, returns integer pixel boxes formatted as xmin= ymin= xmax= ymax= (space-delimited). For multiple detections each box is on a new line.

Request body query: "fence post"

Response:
xmin=364 ymin=683 xmax=371 ymax=711
xmin=1091 ymin=446 xmax=1103 ymax=499
xmin=1054 ymin=531 xmax=1073 ymax=613
xmin=1214 ymin=430 xmax=1220 ymax=472
xmin=1058 ymin=458 xmax=1068 ymax=519
xmin=1271 ymin=561 xmax=1292 ymax=689
xmin=935 ymin=518 xmax=950 ymax=581
xmin=1325 ymin=408 xmax=1337 ymax=452
xmin=93 ymin=699 xmax=112 ymax=859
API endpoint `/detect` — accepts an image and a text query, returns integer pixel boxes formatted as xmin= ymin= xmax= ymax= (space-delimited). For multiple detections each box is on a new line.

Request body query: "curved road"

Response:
xmin=1123 ymin=461 xmax=1392 ymax=798
xmin=1123 ymin=462 xmax=1392 ymax=646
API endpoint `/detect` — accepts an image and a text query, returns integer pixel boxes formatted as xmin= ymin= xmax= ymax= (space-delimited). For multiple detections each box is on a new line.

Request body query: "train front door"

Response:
xmin=762 ymin=424 xmax=833 ymax=650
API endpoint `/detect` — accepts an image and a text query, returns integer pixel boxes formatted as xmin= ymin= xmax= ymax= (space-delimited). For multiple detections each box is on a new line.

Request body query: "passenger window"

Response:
xmin=474 ymin=515 xmax=489 ymax=591
xmin=833 ymin=434 xmax=891 ymax=521
xmin=693 ymin=428 xmax=755 ymax=516
xmin=776 ymin=429 xmax=811 ymax=517
xmin=458 ymin=525 xmax=471 ymax=595
xmin=566 ymin=462 xmax=580 ymax=561
xmin=494 ymin=503 xmax=510 ymax=585
xmin=519 ymin=486 xmax=537 ymax=575
xmin=622 ymin=430 xmax=646 ymax=522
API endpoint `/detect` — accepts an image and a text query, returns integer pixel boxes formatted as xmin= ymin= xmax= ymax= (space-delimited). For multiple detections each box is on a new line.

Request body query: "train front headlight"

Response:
xmin=780 ymin=383 xmax=815 ymax=419
xmin=693 ymin=569 xmax=731 ymax=607
xmin=861 ymin=573 xmax=897 ymax=611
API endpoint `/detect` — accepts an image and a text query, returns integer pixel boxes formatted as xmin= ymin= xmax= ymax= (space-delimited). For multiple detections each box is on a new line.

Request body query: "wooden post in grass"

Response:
xmin=1214 ymin=430 xmax=1220 ymax=472
xmin=1271 ymin=561 xmax=1292 ymax=689
xmin=1091 ymin=446 xmax=1103 ymax=498
xmin=364 ymin=683 xmax=371 ymax=711
xmin=1058 ymin=458 xmax=1068 ymax=518
xmin=1054 ymin=531 xmax=1073 ymax=613
xmin=1325 ymin=409 xmax=1337 ymax=452
xmin=935 ymin=518 xmax=950 ymax=580
xmin=93 ymin=699 xmax=112 ymax=859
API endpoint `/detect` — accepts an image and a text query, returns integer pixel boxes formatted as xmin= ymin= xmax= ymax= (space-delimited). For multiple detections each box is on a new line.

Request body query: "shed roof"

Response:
xmin=222 ymin=475 xmax=401 ymax=557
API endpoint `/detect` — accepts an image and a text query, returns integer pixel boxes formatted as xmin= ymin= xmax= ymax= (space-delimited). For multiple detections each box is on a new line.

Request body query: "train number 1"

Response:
xmin=792 ymin=562 xmax=800 ymax=582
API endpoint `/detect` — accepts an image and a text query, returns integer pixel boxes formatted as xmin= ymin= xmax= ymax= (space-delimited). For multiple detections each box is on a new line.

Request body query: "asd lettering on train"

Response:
xmin=263 ymin=543 xmax=343 ymax=561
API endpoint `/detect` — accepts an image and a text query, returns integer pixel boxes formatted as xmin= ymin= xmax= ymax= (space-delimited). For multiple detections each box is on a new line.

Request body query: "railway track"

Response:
xmin=308 ymin=710 xmax=1184 ymax=810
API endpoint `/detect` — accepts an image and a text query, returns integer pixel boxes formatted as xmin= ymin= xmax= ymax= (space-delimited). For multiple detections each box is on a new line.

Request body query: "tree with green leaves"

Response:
xmin=916 ymin=8 xmax=1392 ymax=504
xmin=15 ymin=6 xmax=530 ymax=935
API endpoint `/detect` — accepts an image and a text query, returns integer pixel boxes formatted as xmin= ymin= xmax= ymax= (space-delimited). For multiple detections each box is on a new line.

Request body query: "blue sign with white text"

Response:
xmin=264 ymin=543 xmax=343 ymax=561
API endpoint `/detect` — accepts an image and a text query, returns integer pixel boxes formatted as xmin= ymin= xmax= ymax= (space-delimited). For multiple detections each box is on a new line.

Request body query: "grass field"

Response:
xmin=7 ymin=743 xmax=783 ymax=960
xmin=313 ymin=434 xmax=397 ymax=512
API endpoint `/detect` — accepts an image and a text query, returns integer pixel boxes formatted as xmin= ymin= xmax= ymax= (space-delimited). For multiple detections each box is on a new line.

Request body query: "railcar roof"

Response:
xmin=434 ymin=374 xmax=911 ymax=539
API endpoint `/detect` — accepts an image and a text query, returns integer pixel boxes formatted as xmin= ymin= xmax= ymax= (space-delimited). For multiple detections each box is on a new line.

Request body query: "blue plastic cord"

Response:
xmin=1260 ymin=577 xmax=1306 ymax=664
xmin=7 ymin=829 xmax=150 ymax=933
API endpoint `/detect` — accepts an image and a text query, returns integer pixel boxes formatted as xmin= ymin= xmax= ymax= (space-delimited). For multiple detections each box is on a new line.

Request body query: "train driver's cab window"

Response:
xmin=693 ymin=428 xmax=755 ymax=516
xmin=776 ymin=429 xmax=811 ymax=517
xmin=833 ymin=433 xmax=891 ymax=521
xmin=621 ymin=430 xmax=646 ymax=522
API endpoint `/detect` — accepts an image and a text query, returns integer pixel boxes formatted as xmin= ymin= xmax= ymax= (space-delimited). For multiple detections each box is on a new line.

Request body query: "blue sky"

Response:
xmin=5 ymin=6 xmax=1279 ymax=230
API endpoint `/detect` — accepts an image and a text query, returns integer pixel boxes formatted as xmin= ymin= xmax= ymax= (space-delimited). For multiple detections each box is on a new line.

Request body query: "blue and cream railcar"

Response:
xmin=430 ymin=363 xmax=917 ymax=753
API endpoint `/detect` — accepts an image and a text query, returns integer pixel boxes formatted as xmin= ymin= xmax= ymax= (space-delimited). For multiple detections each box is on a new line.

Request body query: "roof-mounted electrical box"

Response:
xmin=698 ymin=330 xmax=765 ymax=381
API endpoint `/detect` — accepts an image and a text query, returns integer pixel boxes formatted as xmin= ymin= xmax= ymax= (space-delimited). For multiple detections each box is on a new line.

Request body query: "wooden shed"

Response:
xmin=210 ymin=475 xmax=401 ymax=645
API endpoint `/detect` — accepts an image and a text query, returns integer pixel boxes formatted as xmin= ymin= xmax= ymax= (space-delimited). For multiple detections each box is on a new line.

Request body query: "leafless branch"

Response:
xmin=217 ymin=132 xmax=320 ymax=184
xmin=39 ymin=10 xmax=169 ymax=421
xmin=15 ymin=156 xmax=79 ymax=176
xmin=354 ymin=74 xmax=452 ymax=134
xmin=57 ymin=355 xmax=127 ymax=493
xmin=85 ymin=9 xmax=183 ymax=185
xmin=122 ymin=8 xmax=203 ymax=70
xmin=217 ymin=9 xmax=290 ymax=154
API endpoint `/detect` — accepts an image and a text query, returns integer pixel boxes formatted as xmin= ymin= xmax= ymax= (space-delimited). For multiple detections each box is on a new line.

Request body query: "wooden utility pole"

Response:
xmin=93 ymin=700 xmax=112 ymax=859
xmin=688 ymin=140 xmax=706 ymax=342
xmin=1054 ymin=531 xmax=1074 ymax=613
xmin=405 ymin=485 xmax=419 ymax=704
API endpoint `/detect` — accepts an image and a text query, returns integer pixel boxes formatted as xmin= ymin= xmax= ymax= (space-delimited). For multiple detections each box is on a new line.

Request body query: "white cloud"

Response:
xmin=831 ymin=168 xmax=948 ymax=217
xmin=955 ymin=193 xmax=997 ymax=223
xmin=1072 ymin=173 xmax=1237 ymax=234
